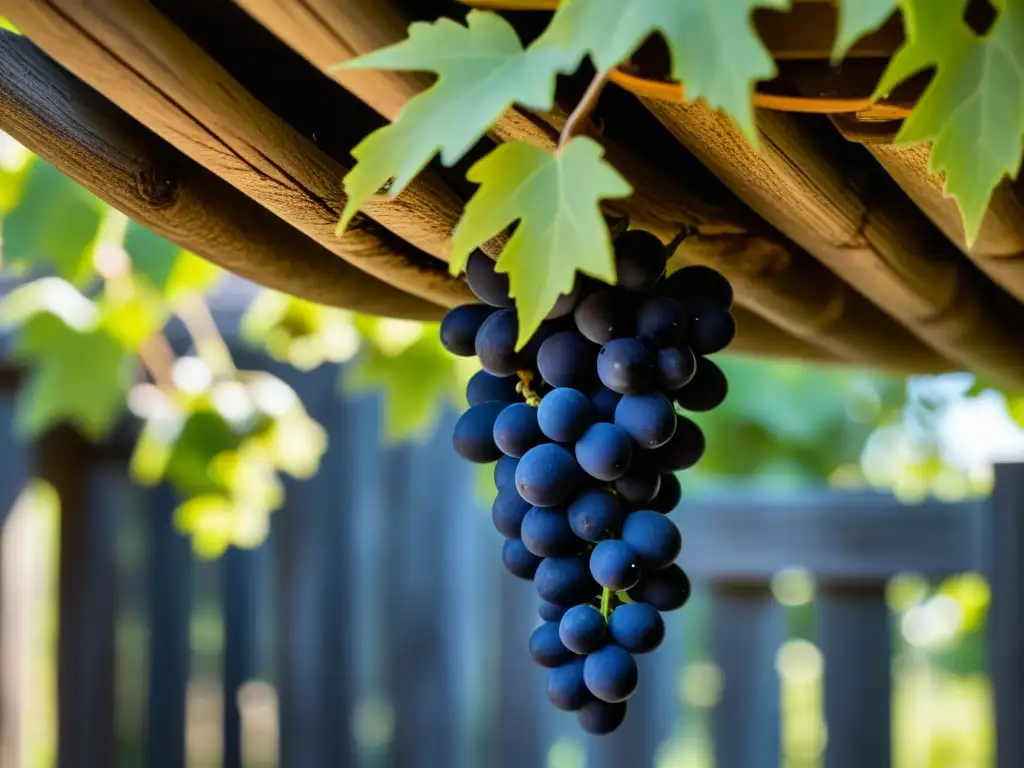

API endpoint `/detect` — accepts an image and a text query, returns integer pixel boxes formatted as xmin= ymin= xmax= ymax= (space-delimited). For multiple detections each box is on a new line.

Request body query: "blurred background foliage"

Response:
xmin=1 ymin=131 xmax=1022 ymax=765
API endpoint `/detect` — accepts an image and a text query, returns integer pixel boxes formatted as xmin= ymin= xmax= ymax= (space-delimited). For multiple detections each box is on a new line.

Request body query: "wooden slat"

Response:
xmin=1 ymin=0 xmax=473 ymax=308
xmin=643 ymin=99 xmax=1024 ymax=388
xmin=989 ymin=463 xmax=1024 ymax=768
xmin=680 ymin=492 xmax=984 ymax=581
xmin=710 ymin=584 xmax=784 ymax=768
xmin=869 ymin=143 xmax=1024 ymax=304
xmin=0 ymin=32 xmax=451 ymax=319
xmin=818 ymin=583 xmax=892 ymax=768
xmin=236 ymin=0 xmax=952 ymax=371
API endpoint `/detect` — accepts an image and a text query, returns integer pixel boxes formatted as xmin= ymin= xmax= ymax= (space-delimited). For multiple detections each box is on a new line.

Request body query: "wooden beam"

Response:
xmin=0 ymin=0 xmax=473 ymax=307
xmin=234 ymin=0 xmax=951 ymax=373
xmin=642 ymin=98 xmax=1024 ymax=389
xmin=0 ymin=32 xmax=449 ymax=320
xmin=868 ymin=142 xmax=1024 ymax=304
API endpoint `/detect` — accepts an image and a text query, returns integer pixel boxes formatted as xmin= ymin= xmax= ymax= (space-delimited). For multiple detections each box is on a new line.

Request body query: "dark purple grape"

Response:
xmin=502 ymin=539 xmax=543 ymax=580
xmin=590 ymin=539 xmax=642 ymax=591
xmin=535 ymin=555 xmax=601 ymax=606
xmin=651 ymin=416 xmax=705 ymax=471
xmin=529 ymin=622 xmax=575 ymax=668
xmin=491 ymin=487 xmax=530 ymax=539
xmin=650 ymin=473 xmax=682 ymax=514
xmin=636 ymin=295 xmax=687 ymax=346
xmin=538 ymin=331 xmax=598 ymax=390
xmin=493 ymin=402 xmax=545 ymax=458
xmin=578 ymin=699 xmax=627 ymax=734
xmin=440 ymin=304 xmax=495 ymax=356
xmin=574 ymin=288 xmax=635 ymax=344
xmin=614 ymin=465 xmax=662 ymax=506
xmin=608 ymin=602 xmax=665 ymax=654
xmin=452 ymin=401 xmax=505 ymax=463
xmin=494 ymin=455 xmax=519 ymax=490
xmin=676 ymin=357 xmax=728 ymax=411
xmin=615 ymin=393 xmax=677 ymax=449
xmin=664 ymin=265 xmax=734 ymax=309
xmin=521 ymin=505 xmax=586 ymax=558
xmin=549 ymin=658 xmax=591 ymax=711
xmin=547 ymin=277 xmax=589 ymax=319
xmin=567 ymin=488 xmax=626 ymax=542
xmin=614 ymin=230 xmax=666 ymax=292
xmin=627 ymin=564 xmax=692 ymax=611
xmin=687 ymin=301 xmax=735 ymax=355
xmin=475 ymin=309 xmax=521 ymax=376
xmin=516 ymin=444 xmax=583 ymax=507
xmin=657 ymin=347 xmax=697 ymax=391
xmin=584 ymin=645 xmax=638 ymax=702
xmin=597 ymin=338 xmax=656 ymax=395
xmin=559 ymin=604 xmax=607 ymax=655
xmin=537 ymin=388 xmax=595 ymax=443
xmin=466 ymin=250 xmax=512 ymax=307
xmin=621 ymin=511 xmax=682 ymax=570
xmin=467 ymin=370 xmax=519 ymax=406
xmin=575 ymin=423 xmax=633 ymax=482
xmin=590 ymin=385 xmax=623 ymax=422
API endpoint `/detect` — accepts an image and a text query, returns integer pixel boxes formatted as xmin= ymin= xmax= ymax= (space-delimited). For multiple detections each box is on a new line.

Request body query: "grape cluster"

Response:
xmin=441 ymin=229 xmax=733 ymax=734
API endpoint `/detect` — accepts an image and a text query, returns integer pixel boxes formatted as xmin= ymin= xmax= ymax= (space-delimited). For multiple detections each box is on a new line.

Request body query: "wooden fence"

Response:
xmin=0 ymin=347 xmax=1019 ymax=768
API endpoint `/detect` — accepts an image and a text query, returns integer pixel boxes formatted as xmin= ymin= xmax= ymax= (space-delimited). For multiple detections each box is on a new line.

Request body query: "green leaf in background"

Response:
xmin=874 ymin=0 xmax=1024 ymax=244
xmin=123 ymin=221 xmax=223 ymax=302
xmin=335 ymin=11 xmax=567 ymax=232
xmin=831 ymin=0 xmax=899 ymax=62
xmin=2 ymin=161 xmax=104 ymax=283
xmin=0 ymin=132 xmax=33 ymax=215
xmin=541 ymin=0 xmax=787 ymax=142
xmin=346 ymin=317 xmax=463 ymax=441
xmin=451 ymin=138 xmax=631 ymax=348
xmin=9 ymin=313 xmax=133 ymax=440
xmin=241 ymin=290 xmax=359 ymax=371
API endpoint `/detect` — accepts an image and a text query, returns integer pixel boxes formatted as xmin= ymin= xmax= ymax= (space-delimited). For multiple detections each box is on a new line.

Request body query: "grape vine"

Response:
xmin=442 ymin=227 xmax=733 ymax=734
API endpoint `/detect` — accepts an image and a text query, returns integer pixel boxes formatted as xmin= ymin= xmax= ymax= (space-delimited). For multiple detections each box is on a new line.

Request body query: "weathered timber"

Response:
xmin=0 ymin=32 xmax=449 ymax=320
xmin=1 ymin=0 xmax=475 ymax=307
xmin=643 ymin=98 xmax=1024 ymax=388
xmin=869 ymin=143 xmax=1024 ymax=304
xmin=233 ymin=0 xmax=950 ymax=370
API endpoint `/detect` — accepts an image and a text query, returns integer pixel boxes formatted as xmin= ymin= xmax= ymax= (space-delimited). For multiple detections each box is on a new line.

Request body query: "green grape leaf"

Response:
xmin=874 ymin=0 xmax=1024 ymax=245
xmin=832 ymin=0 xmax=899 ymax=62
xmin=2 ymin=161 xmax=103 ymax=283
xmin=345 ymin=319 xmax=462 ymax=441
xmin=8 ymin=312 xmax=133 ymax=440
xmin=335 ymin=11 xmax=568 ymax=232
xmin=450 ymin=138 xmax=631 ymax=347
xmin=540 ymin=0 xmax=787 ymax=142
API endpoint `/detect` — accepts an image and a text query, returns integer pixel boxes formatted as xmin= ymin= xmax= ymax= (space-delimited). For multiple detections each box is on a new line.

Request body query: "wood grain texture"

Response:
xmin=1 ymin=0 xmax=473 ymax=308
xmin=0 ymin=32 xmax=449 ymax=320
xmin=233 ymin=0 xmax=951 ymax=371
xmin=869 ymin=142 xmax=1024 ymax=303
xmin=643 ymin=98 xmax=1024 ymax=388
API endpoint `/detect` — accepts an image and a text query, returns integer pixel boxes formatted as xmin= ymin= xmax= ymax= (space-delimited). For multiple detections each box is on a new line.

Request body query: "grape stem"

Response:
xmin=558 ymin=69 xmax=609 ymax=151
xmin=516 ymin=370 xmax=543 ymax=407
xmin=600 ymin=587 xmax=612 ymax=621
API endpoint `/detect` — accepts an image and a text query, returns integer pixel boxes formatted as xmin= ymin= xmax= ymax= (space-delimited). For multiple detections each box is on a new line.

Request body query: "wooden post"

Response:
xmin=989 ymin=463 xmax=1024 ymax=768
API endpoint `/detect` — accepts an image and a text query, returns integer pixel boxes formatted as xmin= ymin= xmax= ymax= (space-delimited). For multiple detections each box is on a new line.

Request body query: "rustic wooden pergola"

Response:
xmin=1 ymin=0 xmax=1023 ymax=384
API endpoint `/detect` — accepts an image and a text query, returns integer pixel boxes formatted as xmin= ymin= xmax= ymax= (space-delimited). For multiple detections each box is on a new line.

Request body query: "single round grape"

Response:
xmin=537 ymin=331 xmax=598 ymax=390
xmin=502 ymin=539 xmax=543 ymax=580
xmin=627 ymin=564 xmax=692 ymax=611
xmin=518 ymin=319 xmax=563 ymax=372
xmin=539 ymin=600 xmax=570 ymax=622
xmin=615 ymin=393 xmax=678 ymax=449
xmin=475 ymin=309 xmax=521 ymax=376
xmin=529 ymin=621 xmax=576 ymax=668
xmin=466 ymin=370 xmax=520 ymax=407
xmin=537 ymin=388 xmax=595 ymax=443
xmin=547 ymin=278 xmax=588 ymax=319
xmin=574 ymin=288 xmax=635 ymax=344
xmin=452 ymin=401 xmax=505 ymax=463
xmin=578 ymin=699 xmax=628 ymax=734
xmin=651 ymin=416 xmax=705 ymax=472
xmin=515 ymin=444 xmax=582 ymax=508
xmin=621 ymin=511 xmax=682 ymax=570
xmin=590 ymin=385 xmax=622 ymax=422
xmin=663 ymin=265 xmax=734 ymax=309
xmin=597 ymin=338 xmax=656 ymax=395
xmin=567 ymin=488 xmax=626 ymax=542
xmin=535 ymin=555 xmax=600 ymax=606
xmin=608 ymin=602 xmax=665 ymax=654
xmin=657 ymin=347 xmax=697 ymax=391
xmin=548 ymin=658 xmax=591 ymax=711
xmin=575 ymin=423 xmax=633 ymax=482
xmin=466 ymin=250 xmax=512 ymax=307
xmin=636 ymin=295 xmax=687 ymax=346
xmin=494 ymin=455 xmax=519 ymax=491
xmin=491 ymin=488 xmax=531 ymax=539
xmin=590 ymin=539 xmax=642 ymax=591
xmin=687 ymin=302 xmax=736 ymax=356
xmin=583 ymin=645 xmax=639 ymax=703
xmin=440 ymin=304 xmax=495 ymax=356
xmin=650 ymin=473 xmax=682 ymax=514
xmin=493 ymin=403 xmax=545 ymax=458
xmin=521 ymin=506 xmax=585 ymax=558
xmin=676 ymin=357 xmax=728 ymax=412
xmin=614 ymin=466 xmax=662 ymax=506
xmin=559 ymin=604 xmax=607 ymax=655
xmin=614 ymin=230 xmax=666 ymax=292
